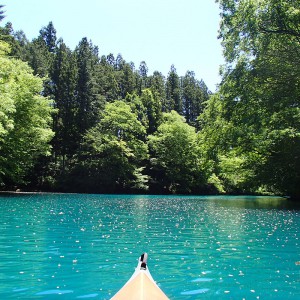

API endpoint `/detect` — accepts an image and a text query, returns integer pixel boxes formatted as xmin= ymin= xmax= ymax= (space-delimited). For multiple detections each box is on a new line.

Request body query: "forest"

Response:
xmin=0 ymin=0 xmax=299 ymax=200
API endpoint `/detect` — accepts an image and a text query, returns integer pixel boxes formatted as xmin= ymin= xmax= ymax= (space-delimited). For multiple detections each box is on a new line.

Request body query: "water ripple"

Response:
xmin=0 ymin=194 xmax=299 ymax=299
xmin=181 ymin=288 xmax=210 ymax=295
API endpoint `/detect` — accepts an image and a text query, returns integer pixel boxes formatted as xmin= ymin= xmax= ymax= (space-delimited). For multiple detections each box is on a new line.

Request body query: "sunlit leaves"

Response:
xmin=76 ymin=100 xmax=148 ymax=192
xmin=0 ymin=42 xmax=54 ymax=185
xmin=148 ymin=111 xmax=205 ymax=193
xmin=210 ymin=0 xmax=300 ymax=197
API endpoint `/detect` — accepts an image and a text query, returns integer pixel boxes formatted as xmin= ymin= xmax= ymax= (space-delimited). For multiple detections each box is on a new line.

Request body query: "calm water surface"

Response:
xmin=0 ymin=194 xmax=299 ymax=299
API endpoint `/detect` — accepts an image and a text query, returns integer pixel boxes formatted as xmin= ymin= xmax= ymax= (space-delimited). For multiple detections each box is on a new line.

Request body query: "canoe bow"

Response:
xmin=111 ymin=253 xmax=169 ymax=300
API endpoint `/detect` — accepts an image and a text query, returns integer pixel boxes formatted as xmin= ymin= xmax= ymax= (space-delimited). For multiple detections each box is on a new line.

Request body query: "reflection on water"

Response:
xmin=0 ymin=194 xmax=299 ymax=299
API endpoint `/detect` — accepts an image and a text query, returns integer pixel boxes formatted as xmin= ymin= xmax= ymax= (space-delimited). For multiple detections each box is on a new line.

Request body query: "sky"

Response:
xmin=1 ymin=0 xmax=224 ymax=92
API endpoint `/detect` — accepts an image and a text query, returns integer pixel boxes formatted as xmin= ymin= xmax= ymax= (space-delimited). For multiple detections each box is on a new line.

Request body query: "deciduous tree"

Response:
xmin=71 ymin=101 xmax=148 ymax=192
xmin=210 ymin=0 xmax=300 ymax=197
xmin=148 ymin=111 xmax=205 ymax=193
xmin=0 ymin=41 xmax=54 ymax=187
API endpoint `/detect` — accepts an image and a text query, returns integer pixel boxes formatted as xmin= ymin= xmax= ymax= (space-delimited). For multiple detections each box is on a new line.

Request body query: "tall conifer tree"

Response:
xmin=51 ymin=39 xmax=78 ymax=167
xmin=39 ymin=21 xmax=57 ymax=53
xmin=182 ymin=71 xmax=209 ymax=125
xmin=75 ymin=37 xmax=101 ymax=141
xmin=166 ymin=65 xmax=182 ymax=114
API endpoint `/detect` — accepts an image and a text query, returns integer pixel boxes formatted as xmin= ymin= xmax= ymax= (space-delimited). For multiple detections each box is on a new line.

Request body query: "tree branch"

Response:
xmin=259 ymin=26 xmax=300 ymax=39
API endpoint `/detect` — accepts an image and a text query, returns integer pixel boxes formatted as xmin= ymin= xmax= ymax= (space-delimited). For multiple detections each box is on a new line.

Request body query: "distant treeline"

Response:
xmin=0 ymin=1 xmax=299 ymax=199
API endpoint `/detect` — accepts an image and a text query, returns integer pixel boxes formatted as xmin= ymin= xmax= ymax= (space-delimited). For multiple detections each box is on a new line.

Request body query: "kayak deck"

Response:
xmin=111 ymin=253 xmax=169 ymax=300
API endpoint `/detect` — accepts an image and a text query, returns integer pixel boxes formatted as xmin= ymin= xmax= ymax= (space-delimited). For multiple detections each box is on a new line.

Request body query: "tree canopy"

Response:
xmin=0 ymin=40 xmax=54 ymax=186
xmin=203 ymin=0 xmax=300 ymax=198
xmin=0 ymin=3 xmax=299 ymax=200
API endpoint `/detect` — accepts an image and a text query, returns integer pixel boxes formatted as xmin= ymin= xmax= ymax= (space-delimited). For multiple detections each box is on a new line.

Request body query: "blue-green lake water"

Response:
xmin=0 ymin=194 xmax=299 ymax=299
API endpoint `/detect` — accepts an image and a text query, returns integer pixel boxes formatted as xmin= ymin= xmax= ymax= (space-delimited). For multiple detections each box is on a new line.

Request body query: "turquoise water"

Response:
xmin=0 ymin=194 xmax=299 ymax=299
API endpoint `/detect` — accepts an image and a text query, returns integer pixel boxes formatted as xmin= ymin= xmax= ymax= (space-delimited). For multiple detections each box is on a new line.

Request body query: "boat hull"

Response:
xmin=111 ymin=254 xmax=169 ymax=300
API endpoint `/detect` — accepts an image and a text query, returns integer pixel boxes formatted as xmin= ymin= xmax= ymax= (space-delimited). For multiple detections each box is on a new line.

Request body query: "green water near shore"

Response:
xmin=0 ymin=194 xmax=299 ymax=299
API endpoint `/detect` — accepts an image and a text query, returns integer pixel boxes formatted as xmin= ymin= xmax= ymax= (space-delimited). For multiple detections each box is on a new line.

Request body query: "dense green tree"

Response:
xmin=148 ymin=111 xmax=205 ymax=194
xmin=95 ymin=58 xmax=120 ymax=102
xmin=39 ymin=21 xmax=57 ymax=53
xmin=182 ymin=71 xmax=195 ymax=123
xmin=118 ymin=62 xmax=138 ymax=98
xmin=166 ymin=65 xmax=182 ymax=113
xmin=0 ymin=21 xmax=29 ymax=60
xmin=137 ymin=61 xmax=149 ymax=94
xmin=115 ymin=53 xmax=124 ymax=70
xmin=209 ymin=0 xmax=300 ymax=197
xmin=0 ymin=41 xmax=54 ymax=187
xmin=74 ymin=37 xmax=102 ymax=140
xmin=126 ymin=89 xmax=162 ymax=135
xmin=0 ymin=5 xmax=4 ymax=23
xmin=106 ymin=53 xmax=115 ymax=66
xmin=70 ymin=100 xmax=148 ymax=192
xmin=182 ymin=71 xmax=209 ymax=126
xmin=26 ymin=22 xmax=58 ymax=79
xmin=0 ymin=21 xmax=12 ymax=38
xmin=0 ymin=8 xmax=214 ymax=194
xmin=11 ymin=29 xmax=29 ymax=60
xmin=139 ymin=61 xmax=148 ymax=78
xmin=139 ymin=89 xmax=162 ymax=134
xmin=197 ymin=92 xmax=260 ymax=194
xmin=51 ymin=39 xmax=78 ymax=166
xmin=27 ymin=36 xmax=52 ymax=77
xmin=148 ymin=71 xmax=167 ymax=112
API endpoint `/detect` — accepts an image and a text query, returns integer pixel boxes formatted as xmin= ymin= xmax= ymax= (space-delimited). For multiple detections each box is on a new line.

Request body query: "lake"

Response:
xmin=0 ymin=194 xmax=299 ymax=299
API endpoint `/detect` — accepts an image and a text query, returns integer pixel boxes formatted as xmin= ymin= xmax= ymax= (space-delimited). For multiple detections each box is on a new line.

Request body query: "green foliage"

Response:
xmin=148 ymin=71 xmax=167 ymax=111
xmin=126 ymin=89 xmax=162 ymax=135
xmin=166 ymin=65 xmax=182 ymax=113
xmin=3 ymin=4 xmax=299 ymax=198
xmin=50 ymin=39 xmax=78 ymax=163
xmin=28 ymin=36 xmax=52 ymax=77
xmin=118 ymin=62 xmax=138 ymax=98
xmin=0 ymin=19 xmax=30 ymax=61
xmin=148 ymin=111 xmax=206 ymax=193
xmin=182 ymin=71 xmax=209 ymax=126
xmin=203 ymin=0 xmax=300 ymax=197
xmin=70 ymin=101 xmax=149 ymax=192
xmin=0 ymin=41 xmax=54 ymax=186
xmin=0 ymin=38 xmax=9 ymax=55
xmin=0 ymin=5 xmax=4 ymax=23
xmin=75 ymin=37 xmax=103 ymax=136
xmin=39 ymin=21 xmax=57 ymax=53
xmin=95 ymin=58 xmax=120 ymax=102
